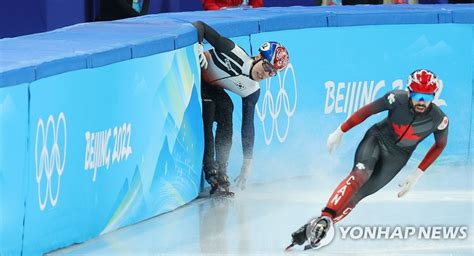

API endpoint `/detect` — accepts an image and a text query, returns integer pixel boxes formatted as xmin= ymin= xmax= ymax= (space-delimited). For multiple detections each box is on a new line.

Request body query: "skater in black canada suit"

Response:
xmin=288 ymin=69 xmax=449 ymax=250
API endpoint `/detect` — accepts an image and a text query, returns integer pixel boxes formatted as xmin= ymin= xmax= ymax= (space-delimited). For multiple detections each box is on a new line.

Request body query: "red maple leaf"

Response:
xmin=416 ymin=70 xmax=432 ymax=84
xmin=392 ymin=123 xmax=421 ymax=141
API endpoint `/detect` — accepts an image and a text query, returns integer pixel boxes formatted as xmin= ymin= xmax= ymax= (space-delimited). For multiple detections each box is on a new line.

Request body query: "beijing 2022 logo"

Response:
xmin=35 ymin=112 xmax=67 ymax=211
xmin=256 ymin=63 xmax=297 ymax=145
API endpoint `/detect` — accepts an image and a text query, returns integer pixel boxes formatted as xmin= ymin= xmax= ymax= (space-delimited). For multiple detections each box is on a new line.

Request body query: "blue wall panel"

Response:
xmin=470 ymin=26 xmax=474 ymax=167
xmin=0 ymin=84 xmax=29 ymax=256
xmin=20 ymin=45 xmax=203 ymax=255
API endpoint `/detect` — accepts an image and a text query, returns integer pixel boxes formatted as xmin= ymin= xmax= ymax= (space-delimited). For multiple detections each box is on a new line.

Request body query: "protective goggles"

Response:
xmin=262 ymin=60 xmax=277 ymax=77
xmin=410 ymin=91 xmax=435 ymax=102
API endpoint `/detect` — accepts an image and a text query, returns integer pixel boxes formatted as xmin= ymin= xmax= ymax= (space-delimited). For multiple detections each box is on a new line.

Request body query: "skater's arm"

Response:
xmin=341 ymin=95 xmax=390 ymax=132
xmin=241 ymin=89 xmax=261 ymax=159
xmin=418 ymin=118 xmax=448 ymax=171
xmin=192 ymin=21 xmax=235 ymax=54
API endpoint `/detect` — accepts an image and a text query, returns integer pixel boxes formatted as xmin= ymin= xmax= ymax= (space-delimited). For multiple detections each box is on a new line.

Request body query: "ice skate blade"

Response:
xmin=284 ymin=242 xmax=296 ymax=251
xmin=210 ymin=190 xmax=235 ymax=198
xmin=303 ymin=242 xmax=321 ymax=251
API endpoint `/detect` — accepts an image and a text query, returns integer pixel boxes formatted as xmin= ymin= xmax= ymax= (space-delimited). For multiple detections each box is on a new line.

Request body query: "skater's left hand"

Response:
xmin=398 ymin=168 xmax=424 ymax=198
xmin=235 ymin=158 xmax=252 ymax=190
xmin=327 ymin=125 xmax=344 ymax=154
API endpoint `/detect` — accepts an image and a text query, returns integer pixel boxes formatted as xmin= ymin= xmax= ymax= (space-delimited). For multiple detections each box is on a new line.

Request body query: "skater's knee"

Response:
xmin=349 ymin=168 xmax=371 ymax=187
xmin=216 ymin=119 xmax=233 ymax=135
xmin=215 ymin=110 xmax=233 ymax=128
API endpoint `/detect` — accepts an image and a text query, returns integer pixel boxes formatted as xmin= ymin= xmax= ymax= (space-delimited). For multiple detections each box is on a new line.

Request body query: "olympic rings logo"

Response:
xmin=35 ymin=112 xmax=67 ymax=211
xmin=256 ymin=63 xmax=297 ymax=145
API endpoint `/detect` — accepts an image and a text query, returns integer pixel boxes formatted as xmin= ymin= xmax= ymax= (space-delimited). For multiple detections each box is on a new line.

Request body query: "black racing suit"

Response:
xmin=193 ymin=21 xmax=261 ymax=184
xmin=322 ymin=90 xmax=449 ymax=222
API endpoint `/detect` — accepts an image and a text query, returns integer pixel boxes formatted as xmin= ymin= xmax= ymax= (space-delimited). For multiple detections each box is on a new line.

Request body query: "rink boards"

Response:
xmin=1 ymin=5 xmax=474 ymax=256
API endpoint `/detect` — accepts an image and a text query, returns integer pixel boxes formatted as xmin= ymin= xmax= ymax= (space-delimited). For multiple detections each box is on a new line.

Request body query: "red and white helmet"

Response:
xmin=407 ymin=69 xmax=439 ymax=94
xmin=258 ymin=41 xmax=289 ymax=72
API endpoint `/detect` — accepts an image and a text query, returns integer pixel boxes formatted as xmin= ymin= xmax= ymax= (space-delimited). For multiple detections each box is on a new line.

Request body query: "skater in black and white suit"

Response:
xmin=192 ymin=21 xmax=290 ymax=196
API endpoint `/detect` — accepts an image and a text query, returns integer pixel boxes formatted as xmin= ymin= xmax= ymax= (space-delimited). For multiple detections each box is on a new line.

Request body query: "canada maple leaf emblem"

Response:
xmin=392 ymin=123 xmax=420 ymax=141
xmin=416 ymin=70 xmax=432 ymax=84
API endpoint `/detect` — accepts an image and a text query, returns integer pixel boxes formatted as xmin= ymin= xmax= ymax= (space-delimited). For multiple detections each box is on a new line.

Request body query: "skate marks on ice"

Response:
xmin=50 ymin=175 xmax=473 ymax=255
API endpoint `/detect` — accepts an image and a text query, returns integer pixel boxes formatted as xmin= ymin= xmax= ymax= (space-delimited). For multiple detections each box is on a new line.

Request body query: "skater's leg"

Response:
xmin=214 ymin=90 xmax=234 ymax=192
xmin=332 ymin=201 xmax=356 ymax=223
xmin=332 ymin=145 xmax=411 ymax=222
xmin=288 ymin=132 xmax=381 ymax=249
xmin=349 ymin=147 xmax=410 ymax=205
xmin=214 ymin=90 xmax=234 ymax=170
xmin=201 ymin=83 xmax=224 ymax=195
xmin=321 ymin=132 xmax=380 ymax=220
xmin=201 ymin=82 xmax=217 ymax=168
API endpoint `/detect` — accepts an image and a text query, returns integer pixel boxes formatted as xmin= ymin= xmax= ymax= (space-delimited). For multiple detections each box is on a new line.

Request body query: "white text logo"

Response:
xmin=35 ymin=112 xmax=67 ymax=211
xmin=339 ymin=226 xmax=468 ymax=240
xmin=334 ymin=207 xmax=352 ymax=222
xmin=356 ymin=162 xmax=365 ymax=170
xmin=330 ymin=175 xmax=355 ymax=206
xmin=84 ymin=123 xmax=133 ymax=182
xmin=256 ymin=63 xmax=297 ymax=145
xmin=325 ymin=79 xmax=447 ymax=118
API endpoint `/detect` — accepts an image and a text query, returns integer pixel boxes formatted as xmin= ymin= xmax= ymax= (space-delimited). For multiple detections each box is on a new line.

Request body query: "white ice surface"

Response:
xmin=50 ymin=175 xmax=474 ymax=256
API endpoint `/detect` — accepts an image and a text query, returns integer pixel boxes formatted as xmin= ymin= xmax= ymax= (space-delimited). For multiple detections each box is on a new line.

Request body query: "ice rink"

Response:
xmin=51 ymin=170 xmax=474 ymax=256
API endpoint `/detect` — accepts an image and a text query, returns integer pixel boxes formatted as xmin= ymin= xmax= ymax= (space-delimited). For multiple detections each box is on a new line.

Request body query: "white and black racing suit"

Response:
xmin=193 ymin=21 xmax=261 ymax=176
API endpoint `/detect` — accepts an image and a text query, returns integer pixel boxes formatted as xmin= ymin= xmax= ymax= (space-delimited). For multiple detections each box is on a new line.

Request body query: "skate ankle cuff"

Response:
xmin=322 ymin=207 xmax=337 ymax=219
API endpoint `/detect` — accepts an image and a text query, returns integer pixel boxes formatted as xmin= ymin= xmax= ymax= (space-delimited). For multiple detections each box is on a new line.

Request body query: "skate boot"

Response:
xmin=203 ymin=162 xmax=220 ymax=195
xmin=304 ymin=216 xmax=333 ymax=250
xmin=286 ymin=216 xmax=333 ymax=251
xmin=212 ymin=162 xmax=234 ymax=198
xmin=203 ymin=162 xmax=234 ymax=198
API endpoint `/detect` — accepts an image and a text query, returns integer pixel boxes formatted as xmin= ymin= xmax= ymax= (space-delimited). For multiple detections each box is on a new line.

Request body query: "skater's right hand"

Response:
xmin=198 ymin=44 xmax=208 ymax=69
xmin=235 ymin=158 xmax=252 ymax=190
xmin=326 ymin=126 xmax=344 ymax=154
xmin=398 ymin=168 xmax=424 ymax=198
